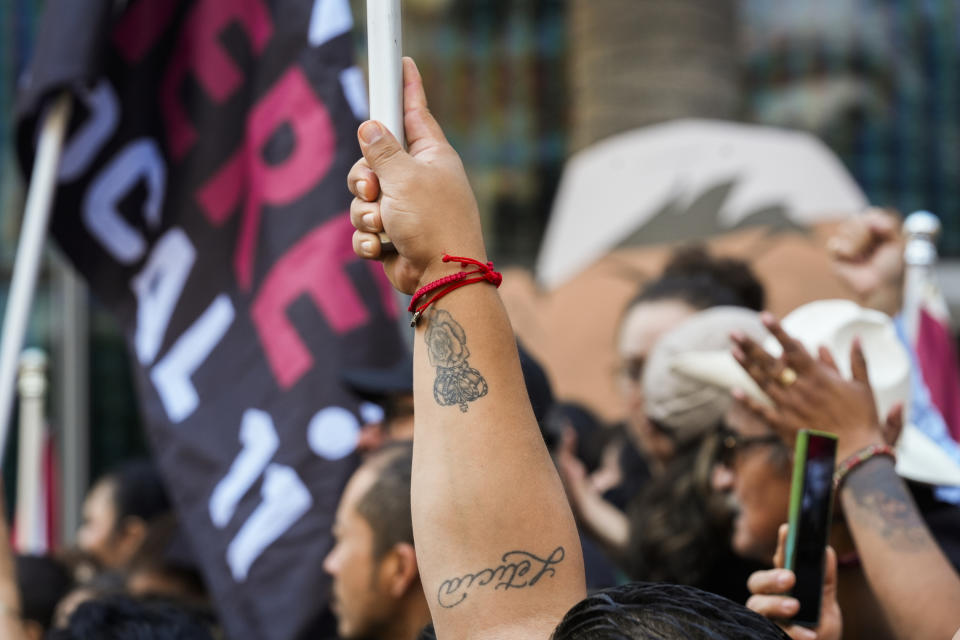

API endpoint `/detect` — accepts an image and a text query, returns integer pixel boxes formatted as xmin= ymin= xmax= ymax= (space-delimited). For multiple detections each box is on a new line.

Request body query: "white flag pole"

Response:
xmin=367 ymin=0 xmax=404 ymax=146
xmin=902 ymin=211 xmax=941 ymax=343
xmin=14 ymin=349 xmax=47 ymax=555
xmin=0 ymin=92 xmax=72 ymax=467
xmin=367 ymin=0 xmax=404 ymax=248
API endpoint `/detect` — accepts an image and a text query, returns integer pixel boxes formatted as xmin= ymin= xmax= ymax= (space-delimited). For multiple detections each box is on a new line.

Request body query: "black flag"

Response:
xmin=17 ymin=1 xmax=404 ymax=638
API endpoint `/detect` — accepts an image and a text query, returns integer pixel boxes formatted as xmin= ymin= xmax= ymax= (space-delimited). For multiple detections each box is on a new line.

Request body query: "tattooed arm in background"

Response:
xmin=838 ymin=455 xmax=960 ymax=639
xmin=348 ymin=58 xmax=585 ymax=640
xmin=732 ymin=316 xmax=960 ymax=639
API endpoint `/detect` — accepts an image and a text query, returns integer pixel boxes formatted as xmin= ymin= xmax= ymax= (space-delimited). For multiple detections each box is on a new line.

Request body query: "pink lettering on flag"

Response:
xmin=197 ymin=67 xmax=336 ymax=290
xmin=251 ymin=215 xmax=369 ymax=390
xmin=198 ymin=152 xmax=244 ymax=226
xmin=161 ymin=0 xmax=273 ymax=159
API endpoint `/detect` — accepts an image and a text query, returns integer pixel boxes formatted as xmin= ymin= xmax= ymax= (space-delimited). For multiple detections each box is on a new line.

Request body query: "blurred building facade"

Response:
xmin=741 ymin=0 xmax=960 ymax=255
xmin=0 ymin=0 xmax=959 ymax=536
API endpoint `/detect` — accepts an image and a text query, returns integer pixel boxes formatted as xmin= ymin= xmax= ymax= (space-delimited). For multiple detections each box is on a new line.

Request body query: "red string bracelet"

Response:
xmin=833 ymin=443 xmax=896 ymax=490
xmin=408 ymin=254 xmax=502 ymax=326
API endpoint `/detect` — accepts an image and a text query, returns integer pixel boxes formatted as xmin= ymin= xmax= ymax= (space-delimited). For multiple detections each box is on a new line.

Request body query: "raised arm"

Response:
xmin=348 ymin=58 xmax=585 ymax=640
xmin=555 ymin=430 xmax=630 ymax=555
xmin=732 ymin=317 xmax=960 ymax=639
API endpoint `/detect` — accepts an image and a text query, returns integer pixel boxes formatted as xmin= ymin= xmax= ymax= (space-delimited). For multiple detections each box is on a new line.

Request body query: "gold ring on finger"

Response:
xmin=779 ymin=367 xmax=798 ymax=386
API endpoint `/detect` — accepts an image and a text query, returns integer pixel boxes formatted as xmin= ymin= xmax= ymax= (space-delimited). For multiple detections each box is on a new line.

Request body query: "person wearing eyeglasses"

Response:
xmin=710 ymin=402 xmax=795 ymax=565
xmin=614 ymin=246 xmax=766 ymax=476
xmin=625 ymin=307 xmax=775 ymax=595
xmin=556 ymin=252 xmax=767 ymax=576
xmin=560 ymin=305 xmax=773 ymax=602
xmin=674 ymin=299 xmax=960 ymax=639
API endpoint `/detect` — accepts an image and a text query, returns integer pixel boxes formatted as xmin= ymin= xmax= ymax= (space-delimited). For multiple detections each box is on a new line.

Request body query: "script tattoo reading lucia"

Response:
xmin=425 ymin=308 xmax=488 ymax=412
xmin=437 ymin=546 xmax=566 ymax=608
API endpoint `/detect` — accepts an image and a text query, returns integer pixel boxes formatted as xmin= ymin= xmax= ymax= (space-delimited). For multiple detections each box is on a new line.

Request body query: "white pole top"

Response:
xmin=367 ymin=0 xmax=405 ymax=147
xmin=18 ymin=349 xmax=48 ymax=400
xmin=904 ymin=210 xmax=941 ymax=267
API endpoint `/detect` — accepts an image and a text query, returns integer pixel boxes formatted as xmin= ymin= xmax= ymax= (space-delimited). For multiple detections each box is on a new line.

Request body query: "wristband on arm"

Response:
xmin=833 ymin=443 xmax=897 ymax=490
xmin=408 ymin=254 xmax=502 ymax=326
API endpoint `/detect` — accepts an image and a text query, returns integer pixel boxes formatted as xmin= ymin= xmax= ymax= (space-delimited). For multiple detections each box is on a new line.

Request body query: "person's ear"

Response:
xmin=383 ymin=542 xmax=419 ymax=598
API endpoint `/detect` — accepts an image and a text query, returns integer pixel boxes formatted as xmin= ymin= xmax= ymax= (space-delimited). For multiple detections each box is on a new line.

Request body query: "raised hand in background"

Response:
xmin=731 ymin=313 xmax=960 ymax=639
xmin=827 ymin=209 xmax=904 ymax=317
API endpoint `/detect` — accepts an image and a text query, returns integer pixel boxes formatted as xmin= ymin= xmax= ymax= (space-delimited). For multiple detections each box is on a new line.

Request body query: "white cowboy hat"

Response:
xmin=671 ymin=299 xmax=960 ymax=486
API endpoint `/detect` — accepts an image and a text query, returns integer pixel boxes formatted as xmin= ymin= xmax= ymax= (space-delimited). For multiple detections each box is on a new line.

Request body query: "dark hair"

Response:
xmin=626 ymin=245 xmax=765 ymax=314
xmin=101 ymin=460 xmax=171 ymax=526
xmin=416 ymin=623 xmax=437 ymax=640
xmin=552 ymin=582 xmax=790 ymax=639
xmin=15 ymin=555 xmax=74 ymax=629
xmin=623 ymin=433 xmax=732 ymax=586
xmin=354 ymin=443 xmax=414 ymax=559
xmin=48 ymin=595 xmax=214 ymax=640
xmin=127 ymin=514 xmax=208 ymax=604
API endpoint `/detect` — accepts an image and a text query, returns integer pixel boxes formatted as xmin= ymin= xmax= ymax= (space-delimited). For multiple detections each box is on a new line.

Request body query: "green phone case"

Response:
xmin=784 ymin=429 xmax=838 ymax=626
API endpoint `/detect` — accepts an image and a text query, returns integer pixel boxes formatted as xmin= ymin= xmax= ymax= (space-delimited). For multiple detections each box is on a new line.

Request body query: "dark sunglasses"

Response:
xmin=716 ymin=427 xmax=784 ymax=468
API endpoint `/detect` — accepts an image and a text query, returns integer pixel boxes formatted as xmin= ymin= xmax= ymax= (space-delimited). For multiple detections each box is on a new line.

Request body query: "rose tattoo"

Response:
xmin=425 ymin=309 xmax=488 ymax=412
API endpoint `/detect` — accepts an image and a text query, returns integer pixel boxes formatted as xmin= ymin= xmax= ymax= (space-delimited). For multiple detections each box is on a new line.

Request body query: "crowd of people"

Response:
xmin=3 ymin=56 xmax=960 ymax=639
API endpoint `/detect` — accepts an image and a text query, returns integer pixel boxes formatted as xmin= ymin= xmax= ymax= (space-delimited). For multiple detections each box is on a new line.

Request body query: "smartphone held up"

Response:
xmin=784 ymin=429 xmax=838 ymax=628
